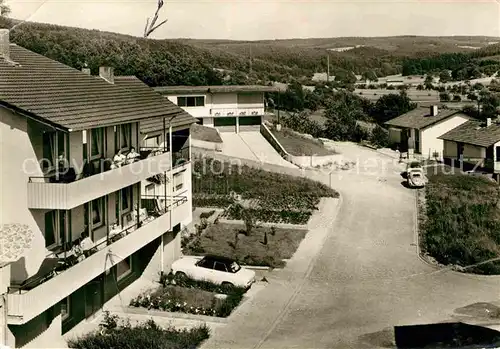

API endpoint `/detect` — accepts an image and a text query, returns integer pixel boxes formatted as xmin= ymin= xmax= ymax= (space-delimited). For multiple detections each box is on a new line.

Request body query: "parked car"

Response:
xmin=171 ymin=255 xmax=256 ymax=289
xmin=406 ymin=160 xmax=427 ymax=188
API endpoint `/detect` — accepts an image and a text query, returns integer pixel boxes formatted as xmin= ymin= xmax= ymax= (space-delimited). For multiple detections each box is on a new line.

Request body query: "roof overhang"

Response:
xmin=0 ymin=101 xmax=69 ymax=132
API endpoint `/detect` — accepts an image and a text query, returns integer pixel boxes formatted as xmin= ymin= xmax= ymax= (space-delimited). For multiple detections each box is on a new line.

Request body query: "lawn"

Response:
xmin=192 ymin=157 xmax=338 ymax=224
xmin=191 ymin=124 xmax=223 ymax=143
xmin=422 ymin=171 xmax=500 ymax=274
xmin=67 ymin=313 xmax=210 ymax=349
xmin=184 ymin=223 xmax=308 ymax=268
xmin=130 ymin=274 xmax=245 ymax=317
xmin=270 ymin=127 xmax=336 ymax=156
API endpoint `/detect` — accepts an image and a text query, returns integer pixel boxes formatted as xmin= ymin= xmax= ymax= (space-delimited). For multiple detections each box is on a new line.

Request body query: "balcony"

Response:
xmin=210 ymin=107 xmax=265 ymax=117
xmin=7 ymin=195 xmax=189 ymax=325
xmin=27 ymin=148 xmax=173 ymax=210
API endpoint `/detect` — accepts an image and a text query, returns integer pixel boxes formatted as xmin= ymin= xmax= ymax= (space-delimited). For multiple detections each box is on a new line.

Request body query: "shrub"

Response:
xmin=200 ymin=210 xmax=216 ymax=219
xmin=369 ymin=125 xmax=390 ymax=148
xmin=67 ymin=315 xmax=210 ymax=349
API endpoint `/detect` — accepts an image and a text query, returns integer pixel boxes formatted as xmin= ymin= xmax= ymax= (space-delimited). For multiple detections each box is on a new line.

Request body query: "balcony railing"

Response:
xmin=27 ymin=148 xmax=173 ymax=210
xmin=210 ymin=107 xmax=265 ymax=117
xmin=7 ymin=194 xmax=189 ymax=324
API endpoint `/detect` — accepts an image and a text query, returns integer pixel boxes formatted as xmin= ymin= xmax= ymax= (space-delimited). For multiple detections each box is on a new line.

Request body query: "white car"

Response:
xmin=171 ymin=255 xmax=256 ymax=289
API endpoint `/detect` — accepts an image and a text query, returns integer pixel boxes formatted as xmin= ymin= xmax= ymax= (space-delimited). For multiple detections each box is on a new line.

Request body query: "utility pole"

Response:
xmin=327 ymin=54 xmax=330 ymax=83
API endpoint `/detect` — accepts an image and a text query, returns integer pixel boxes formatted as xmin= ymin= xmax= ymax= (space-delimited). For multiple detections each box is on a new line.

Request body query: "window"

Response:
xmin=91 ymin=197 xmax=105 ymax=229
xmin=496 ymin=147 xmax=500 ymax=162
xmin=121 ymin=186 xmax=132 ymax=213
xmin=173 ymin=172 xmax=183 ymax=191
xmin=197 ymin=258 xmax=213 ymax=269
xmin=115 ymin=124 xmax=132 ymax=151
xmin=116 ymin=256 xmax=132 ymax=281
xmin=146 ymin=183 xmax=155 ymax=195
xmin=89 ymin=128 xmax=104 ymax=160
xmin=44 ymin=210 xmax=66 ymax=249
xmin=61 ymin=297 xmax=70 ymax=321
xmin=177 ymin=96 xmax=205 ymax=107
xmin=214 ymin=262 xmax=227 ymax=272
xmin=42 ymin=132 xmax=66 ymax=171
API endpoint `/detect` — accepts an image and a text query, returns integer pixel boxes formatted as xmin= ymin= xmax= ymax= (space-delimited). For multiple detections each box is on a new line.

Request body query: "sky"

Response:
xmin=7 ymin=0 xmax=500 ymax=40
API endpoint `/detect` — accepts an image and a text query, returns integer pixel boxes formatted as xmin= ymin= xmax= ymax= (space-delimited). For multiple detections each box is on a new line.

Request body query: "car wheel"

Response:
xmin=221 ymin=281 xmax=234 ymax=289
xmin=175 ymin=271 xmax=187 ymax=280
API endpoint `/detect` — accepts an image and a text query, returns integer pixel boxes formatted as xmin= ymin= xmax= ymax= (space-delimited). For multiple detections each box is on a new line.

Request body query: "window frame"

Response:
xmin=173 ymin=172 xmax=184 ymax=191
xmin=42 ymin=131 xmax=67 ymax=173
xmin=44 ymin=210 xmax=67 ymax=250
xmin=177 ymin=96 xmax=205 ymax=107
xmin=88 ymin=128 xmax=104 ymax=161
xmin=121 ymin=186 xmax=133 ymax=214
xmin=213 ymin=261 xmax=228 ymax=272
xmin=116 ymin=256 xmax=133 ymax=281
xmin=61 ymin=296 xmax=71 ymax=321
xmin=91 ymin=197 xmax=105 ymax=229
xmin=496 ymin=146 xmax=500 ymax=162
xmin=115 ymin=124 xmax=132 ymax=152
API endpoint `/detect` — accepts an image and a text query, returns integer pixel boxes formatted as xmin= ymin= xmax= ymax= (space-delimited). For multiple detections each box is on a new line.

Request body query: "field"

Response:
xmin=270 ymin=127 xmax=336 ymax=156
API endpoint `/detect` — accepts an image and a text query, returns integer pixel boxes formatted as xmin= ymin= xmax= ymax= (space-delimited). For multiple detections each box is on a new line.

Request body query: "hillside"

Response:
xmin=3 ymin=17 xmax=500 ymax=86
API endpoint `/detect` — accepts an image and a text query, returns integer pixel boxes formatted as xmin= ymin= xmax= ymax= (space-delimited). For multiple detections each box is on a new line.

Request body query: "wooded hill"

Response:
xmin=3 ymin=17 xmax=500 ymax=86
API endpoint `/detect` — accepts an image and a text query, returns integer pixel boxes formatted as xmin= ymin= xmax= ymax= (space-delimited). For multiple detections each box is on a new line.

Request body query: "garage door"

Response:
xmin=214 ymin=117 xmax=237 ymax=132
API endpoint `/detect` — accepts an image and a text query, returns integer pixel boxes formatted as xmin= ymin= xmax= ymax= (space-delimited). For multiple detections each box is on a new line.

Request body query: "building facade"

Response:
xmin=0 ymin=31 xmax=195 ymax=348
xmin=385 ymin=105 xmax=470 ymax=159
xmin=154 ymin=85 xmax=278 ymax=133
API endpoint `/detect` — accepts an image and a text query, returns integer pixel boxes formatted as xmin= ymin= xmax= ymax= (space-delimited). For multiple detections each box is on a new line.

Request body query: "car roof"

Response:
xmin=202 ymin=255 xmax=236 ymax=263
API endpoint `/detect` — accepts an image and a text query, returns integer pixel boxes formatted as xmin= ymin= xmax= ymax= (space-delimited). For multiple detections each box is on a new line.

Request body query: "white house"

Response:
xmin=0 ymin=30 xmax=195 ymax=348
xmin=153 ymin=85 xmax=279 ymax=133
xmin=385 ymin=105 xmax=470 ymax=159
xmin=439 ymin=118 xmax=500 ymax=175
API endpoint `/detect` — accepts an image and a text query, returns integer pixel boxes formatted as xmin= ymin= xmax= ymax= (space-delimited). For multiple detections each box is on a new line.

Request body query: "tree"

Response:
xmin=323 ymin=91 xmax=367 ymax=141
xmin=371 ymin=91 xmax=417 ymax=124
xmin=144 ymin=0 xmax=168 ymax=38
xmin=362 ymin=70 xmax=378 ymax=82
xmin=453 ymin=95 xmax=462 ymax=102
xmin=424 ymin=75 xmax=434 ymax=90
xmin=439 ymin=70 xmax=451 ymax=83
xmin=416 ymin=84 xmax=424 ymax=90
xmin=439 ymin=92 xmax=451 ymax=102
xmin=0 ymin=0 xmax=9 ymax=16
xmin=479 ymin=90 xmax=500 ymax=120
xmin=370 ymin=125 xmax=390 ymax=148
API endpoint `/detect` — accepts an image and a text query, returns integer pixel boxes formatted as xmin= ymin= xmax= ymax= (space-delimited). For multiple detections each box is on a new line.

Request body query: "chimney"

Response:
xmin=81 ymin=67 xmax=91 ymax=75
xmin=0 ymin=29 xmax=10 ymax=61
xmin=430 ymin=105 xmax=438 ymax=116
xmin=487 ymin=118 xmax=492 ymax=127
xmin=99 ymin=66 xmax=114 ymax=84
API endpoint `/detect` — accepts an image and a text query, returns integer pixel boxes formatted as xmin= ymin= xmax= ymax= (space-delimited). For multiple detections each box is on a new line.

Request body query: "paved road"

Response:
xmin=201 ymin=143 xmax=500 ymax=349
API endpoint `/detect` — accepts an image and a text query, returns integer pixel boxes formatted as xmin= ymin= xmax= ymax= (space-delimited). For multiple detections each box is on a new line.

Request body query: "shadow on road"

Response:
xmin=394 ymin=322 xmax=500 ymax=348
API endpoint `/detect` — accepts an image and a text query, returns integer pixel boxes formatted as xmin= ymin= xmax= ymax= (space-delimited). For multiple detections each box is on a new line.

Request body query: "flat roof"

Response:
xmin=154 ymin=85 xmax=280 ymax=95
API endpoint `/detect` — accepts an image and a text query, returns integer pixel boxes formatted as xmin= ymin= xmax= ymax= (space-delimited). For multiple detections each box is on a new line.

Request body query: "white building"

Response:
xmin=154 ymin=85 xmax=279 ymax=133
xmin=385 ymin=105 xmax=470 ymax=159
xmin=0 ymin=30 xmax=194 ymax=348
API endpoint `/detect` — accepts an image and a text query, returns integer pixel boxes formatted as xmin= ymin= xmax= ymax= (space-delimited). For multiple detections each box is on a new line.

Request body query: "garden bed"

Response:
xmin=183 ymin=223 xmax=308 ymax=268
xmin=129 ymin=274 xmax=246 ymax=318
xmin=193 ymin=158 xmax=338 ymax=224
xmin=67 ymin=312 xmax=210 ymax=349
xmin=421 ymin=170 xmax=500 ymax=274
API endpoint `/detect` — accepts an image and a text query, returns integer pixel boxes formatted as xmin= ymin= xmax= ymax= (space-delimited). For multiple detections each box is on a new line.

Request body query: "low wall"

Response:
xmin=192 ymin=138 xmax=223 ymax=152
xmin=260 ymin=123 xmax=342 ymax=168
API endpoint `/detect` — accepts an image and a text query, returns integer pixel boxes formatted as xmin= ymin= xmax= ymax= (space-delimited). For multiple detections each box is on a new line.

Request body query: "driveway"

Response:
xmin=200 ymin=144 xmax=500 ymax=349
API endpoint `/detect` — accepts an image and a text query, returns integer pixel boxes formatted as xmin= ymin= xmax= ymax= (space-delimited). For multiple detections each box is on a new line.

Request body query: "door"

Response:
xmin=84 ymin=276 xmax=104 ymax=318
xmin=213 ymin=261 xmax=229 ymax=283
xmin=196 ymin=259 xmax=216 ymax=283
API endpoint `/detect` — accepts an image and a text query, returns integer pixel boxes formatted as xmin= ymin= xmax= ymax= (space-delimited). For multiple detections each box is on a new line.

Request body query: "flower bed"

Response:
xmin=67 ymin=312 xmax=210 ymax=349
xmin=223 ymin=206 xmax=312 ymax=225
xmin=129 ymin=274 xmax=246 ymax=318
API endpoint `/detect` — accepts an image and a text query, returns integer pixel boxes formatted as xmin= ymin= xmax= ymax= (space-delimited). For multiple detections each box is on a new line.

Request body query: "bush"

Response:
xmin=200 ymin=210 xmax=216 ymax=219
xmin=67 ymin=314 xmax=210 ymax=349
xmin=369 ymin=125 xmax=390 ymax=148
